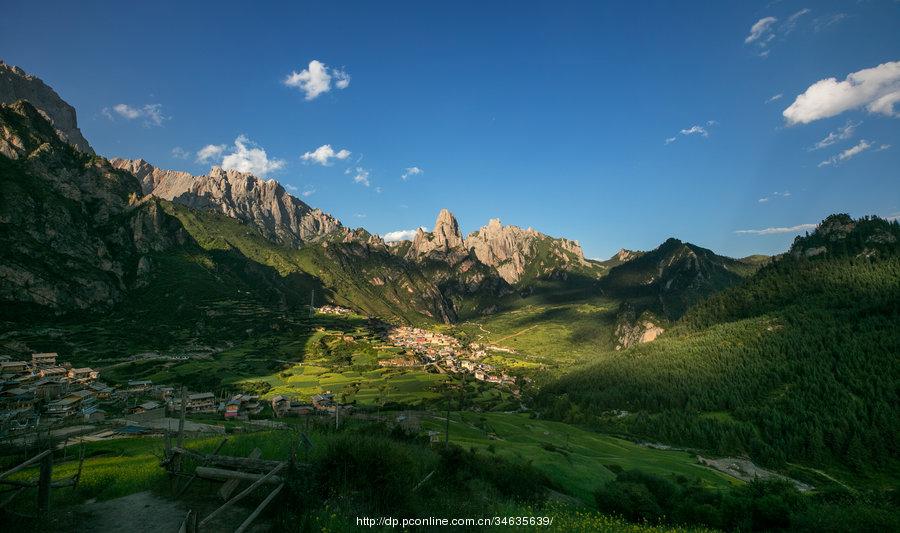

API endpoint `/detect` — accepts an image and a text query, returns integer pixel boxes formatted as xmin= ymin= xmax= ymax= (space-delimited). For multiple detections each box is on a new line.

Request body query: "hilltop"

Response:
xmin=541 ymin=213 xmax=900 ymax=475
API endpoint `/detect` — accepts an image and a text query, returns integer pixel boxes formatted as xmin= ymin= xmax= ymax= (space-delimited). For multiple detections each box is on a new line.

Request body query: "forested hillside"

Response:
xmin=541 ymin=215 xmax=900 ymax=476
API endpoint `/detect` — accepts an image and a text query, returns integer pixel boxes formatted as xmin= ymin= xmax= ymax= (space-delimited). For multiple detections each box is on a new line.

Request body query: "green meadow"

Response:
xmin=421 ymin=412 xmax=739 ymax=502
xmin=455 ymin=299 xmax=621 ymax=370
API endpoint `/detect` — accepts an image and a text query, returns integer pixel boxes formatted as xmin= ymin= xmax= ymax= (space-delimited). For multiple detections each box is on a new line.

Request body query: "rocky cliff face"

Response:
xmin=614 ymin=305 xmax=665 ymax=350
xmin=110 ymin=158 xmax=346 ymax=247
xmin=465 ymin=218 xmax=590 ymax=284
xmin=0 ymin=61 xmax=94 ymax=154
xmin=789 ymin=213 xmax=899 ymax=260
xmin=0 ymin=101 xmax=179 ymax=312
xmin=404 ymin=209 xmax=595 ymax=285
xmin=405 ymin=208 xmax=465 ymax=260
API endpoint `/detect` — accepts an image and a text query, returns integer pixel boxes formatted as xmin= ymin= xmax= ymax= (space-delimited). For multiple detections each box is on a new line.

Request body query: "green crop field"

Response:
xmin=421 ymin=412 xmax=739 ymax=502
xmin=455 ymin=300 xmax=621 ymax=370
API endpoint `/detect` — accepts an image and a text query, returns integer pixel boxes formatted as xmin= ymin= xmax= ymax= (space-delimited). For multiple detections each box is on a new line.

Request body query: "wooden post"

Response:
xmin=176 ymin=438 xmax=228 ymax=497
xmin=199 ymin=462 xmax=285 ymax=527
xmin=234 ymin=483 xmax=284 ymax=533
xmin=0 ymin=449 xmax=52 ymax=480
xmin=412 ymin=470 xmax=435 ymax=492
xmin=219 ymin=448 xmax=261 ymax=500
xmin=73 ymin=441 xmax=86 ymax=489
xmin=444 ymin=395 xmax=451 ymax=447
xmin=178 ymin=509 xmax=196 ymax=533
xmin=177 ymin=386 xmax=187 ymax=448
xmin=37 ymin=451 xmax=52 ymax=512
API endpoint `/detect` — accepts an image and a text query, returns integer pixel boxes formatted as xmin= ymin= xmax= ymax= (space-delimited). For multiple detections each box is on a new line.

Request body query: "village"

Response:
xmin=380 ymin=326 xmax=521 ymax=394
xmin=0 ymin=351 xmax=356 ymax=440
xmin=0 ymin=307 xmax=524 ymax=439
xmin=300 ymin=305 xmax=524 ymax=395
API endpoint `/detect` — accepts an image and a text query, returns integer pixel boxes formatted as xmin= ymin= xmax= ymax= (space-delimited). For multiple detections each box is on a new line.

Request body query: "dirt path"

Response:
xmin=698 ymin=456 xmax=813 ymax=491
xmin=493 ymin=324 xmax=540 ymax=343
xmin=77 ymin=492 xmax=187 ymax=532
xmin=460 ymin=321 xmax=492 ymax=340
xmin=74 ymin=490 xmax=271 ymax=532
xmin=786 ymin=462 xmax=854 ymax=492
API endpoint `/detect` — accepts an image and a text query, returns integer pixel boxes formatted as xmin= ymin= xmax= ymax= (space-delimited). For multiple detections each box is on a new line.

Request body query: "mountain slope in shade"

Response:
xmin=601 ymin=237 xmax=756 ymax=320
xmin=0 ymin=61 xmax=94 ymax=154
xmin=543 ymin=214 xmax=900 ymax=471
xmin=0 ymin=101 xmax=179 ymax=312
xmin=0 ymin=102 xmax=454 ymax=323
xmin=110 ymin=158 xmax=346 ymax=247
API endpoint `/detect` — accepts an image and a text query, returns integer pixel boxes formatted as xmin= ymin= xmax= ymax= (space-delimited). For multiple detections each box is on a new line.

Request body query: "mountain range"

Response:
xmin=1 ymin=61 xmax=761 ymax=333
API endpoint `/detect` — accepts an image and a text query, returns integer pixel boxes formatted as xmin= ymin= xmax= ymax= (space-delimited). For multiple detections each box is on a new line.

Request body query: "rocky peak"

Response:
xmin=0 ymin=61 xmax=94 ymax=154
xmin=614 ymin=249 xmax=639 ymax=262
xmin=406 ymin=209 xmax=466 ymax=260
xmin=789 ymin=214 xmax=899 ymax=259
xmin=433 ymin=208 xmax=464 ymax=250
xmin=109 ymin=158 xmax=346 ymax=247
xmin=465 ymin=218 xmax=588 ymax=284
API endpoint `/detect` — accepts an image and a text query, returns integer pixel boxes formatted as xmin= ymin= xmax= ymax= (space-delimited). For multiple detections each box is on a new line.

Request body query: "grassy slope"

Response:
xmin=421 ymin=412 xmax=738 ymax=502
xmin=541 ymin=252 xmax=900 ymax=488
xmin=164 ymin=203 xmax=446 ymax=324
xmin=0 ymin=427 xmax=710 ymax=533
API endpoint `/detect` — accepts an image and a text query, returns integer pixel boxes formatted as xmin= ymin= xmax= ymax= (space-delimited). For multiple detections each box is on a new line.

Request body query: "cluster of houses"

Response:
xmin=382 ymin=327 xmax=519 ymax=392
xmin=0 ymin=352 xmax=108 ymax=431
xmin=316 ymin=305 xmax=355 ymax=316
xmin=270 ymin=392 xmax=350 ymax=418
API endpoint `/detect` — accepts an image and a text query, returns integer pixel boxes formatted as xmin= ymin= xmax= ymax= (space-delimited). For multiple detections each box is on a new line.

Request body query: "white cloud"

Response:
xmin=382 ymin=227 xmax=427 ymax=242
xmin=876 ymin=143 xmax=891 ymax=152
xmin=783 ymin=8 xmax=811 ymax=34
xmin=401 ymin=166 xmax=423 ymax=180
xmin=171 ymin=146 xmax=190 ymax=159
xmin=813 ymin=13 xmax=846 ymax=32
xmin=104 ymin=103 xmax=166 ymax=126
xmin=210 ymin=135 xmax=286 ymax=177
xmin=868 ymin=90 xmax=900 ymax=117
xmin=283 ymin=60 xmax=350 ymax=100
xmin=333 ymin=69 xmax=351 ymax=89
xmin=284 ymin=184 xmax=298 ymax=192
xmin=681 ymin=125 xmax=708 ymax=137
xmin=735 ymin=223 xmax=817 ymax=235
xmin=301 ymin=187 xmax=316 ymax=197
xmin=765 ymin=93 xmax=783 ymax=104
xmin=783 ymin=61 xmax=900 ymax=125
xmin=810 ymin=120 xmax=859 ymax=150
xmin=818 ymin=139 xmax=872 ymax=167
xmin=758 ymin=191 xmax=792 ymax=203
xmin=196 ymin=144 xmax=226 ymax=163
xmin=745 ymin=16 xmax=778 ymax=44
xmin=664 ymin=121 xmax=717 ymax=144
xmin=354 ymin=213 xmax=367 ymax=218
xmin=301 ymin=144 xmax=351 ymax=166
xmin=352 ymin=167 xmax=370 ymax=187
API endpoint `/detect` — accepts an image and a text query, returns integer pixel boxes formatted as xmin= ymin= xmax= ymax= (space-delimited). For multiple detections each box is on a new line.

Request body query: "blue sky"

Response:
xmin=2 ymin=0 xmax=899 ymax=259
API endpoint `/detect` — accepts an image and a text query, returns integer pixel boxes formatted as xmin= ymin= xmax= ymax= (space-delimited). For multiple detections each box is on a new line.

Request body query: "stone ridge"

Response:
xmin=0 ymin=61 xmax=94 ymax=154
xmin=404 ymin=209 xmax=590 ymax=284
xmin=110 ymin=158 xmax=346 ymax=246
